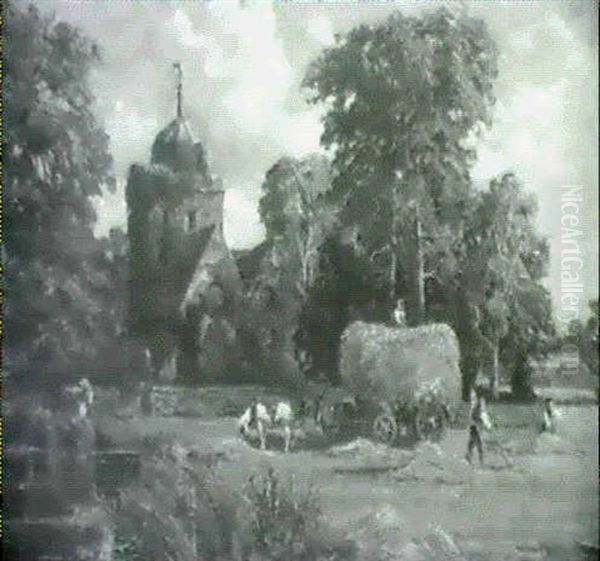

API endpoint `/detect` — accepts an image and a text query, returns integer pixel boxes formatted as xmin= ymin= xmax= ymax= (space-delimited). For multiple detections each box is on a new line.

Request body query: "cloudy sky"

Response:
xmin=33 ymin=0 xmax=598 ymax=319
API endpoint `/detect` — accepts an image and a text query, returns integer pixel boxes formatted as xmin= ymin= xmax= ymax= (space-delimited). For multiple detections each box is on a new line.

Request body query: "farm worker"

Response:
xmin=250 ymin=397 xmax=258 ymax=427
xmin=78 ymin=378 xmax=94 ymax=409
xmin=393 ymin=299 xmax=407 ymax=326
xmin=541 ymin=397 xmax=556 ymax=433
xmin=143 ymin=348 xmax=153 ymax=375
xmin=466 ymin=388 xmax=492 ymax=465
xmin=64 ymin=379 xmax=94 ymax=418
xmin=238 ymin=398 xmax=270 ymax=450
xmin=238 ymin=398 xmax=257 ymax=435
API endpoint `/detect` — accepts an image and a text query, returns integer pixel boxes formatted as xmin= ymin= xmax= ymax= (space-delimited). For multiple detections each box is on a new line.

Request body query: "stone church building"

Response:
xmin=126 ymin=70 xmax=243 ymax=383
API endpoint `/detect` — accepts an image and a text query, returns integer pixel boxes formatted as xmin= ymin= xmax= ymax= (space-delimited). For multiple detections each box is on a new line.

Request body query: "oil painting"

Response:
xmin=2 ymin=1 xmax=598 ymax=560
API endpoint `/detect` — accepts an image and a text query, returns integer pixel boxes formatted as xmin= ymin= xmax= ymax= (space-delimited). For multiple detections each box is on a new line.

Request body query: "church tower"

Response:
xmin=127 ymin=64 xmax=242 ymax=383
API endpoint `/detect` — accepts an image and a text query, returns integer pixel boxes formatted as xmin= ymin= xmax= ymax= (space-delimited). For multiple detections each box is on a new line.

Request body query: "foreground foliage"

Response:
xmin=241 ymin=467 xmax=357 ymax=561
xmin=4 ymin=2 xmax=144 ymax=390
xmin=109 ymin=444 xmax=357 ymax=561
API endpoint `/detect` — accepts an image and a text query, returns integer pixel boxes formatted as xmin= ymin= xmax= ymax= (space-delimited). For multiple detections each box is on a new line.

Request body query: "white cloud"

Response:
xmin=307 ymin=15 xmax=334 ymax=46
xmin=471 ymin=146 xmax=510 ymax=187
xmin=281 ymin=107 xmax=323 ymax=157
xmin=221 ymin=4 xmax=293 ymax=134
xmin=170 ymin=9 xmax=227 ymax=79
xmin=224 ymin=188 xmax=265 ymax=249
xmin=93 ymin=181 xmax=127 ymax=238
xmin=171 ymin=9 xmax=210 ymax=50
xmin=106 ymin=100 xmax=160 ymax=171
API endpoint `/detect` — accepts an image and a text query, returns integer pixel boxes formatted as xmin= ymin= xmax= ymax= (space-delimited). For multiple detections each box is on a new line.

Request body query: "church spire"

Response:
xmin=173 ymin=62 xmax=183 ymax=118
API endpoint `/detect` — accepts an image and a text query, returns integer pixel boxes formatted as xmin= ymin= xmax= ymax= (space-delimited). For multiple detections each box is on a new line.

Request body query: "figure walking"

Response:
xmin=466 ymin=388 xmax=491 ymax=466
xmin=238 ymin=398 xmax=270 ymax=450
xmin=541 ymin=397 xmax=556 ymax=433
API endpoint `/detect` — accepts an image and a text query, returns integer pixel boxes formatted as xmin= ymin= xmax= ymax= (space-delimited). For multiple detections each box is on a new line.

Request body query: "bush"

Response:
xmin=108 ymin=445 xmax=356 ymax=561
xmin=110 ymin=443 xmax=238 ymax=561
xmin=112 ymin=534 xmax=142 ymax=561
xmin=241 ymin=467 xmax=357 ymax=561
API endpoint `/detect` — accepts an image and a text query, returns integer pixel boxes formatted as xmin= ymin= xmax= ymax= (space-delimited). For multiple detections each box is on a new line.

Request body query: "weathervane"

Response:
xmin=173 ymin=62 xmax=183 ymax=118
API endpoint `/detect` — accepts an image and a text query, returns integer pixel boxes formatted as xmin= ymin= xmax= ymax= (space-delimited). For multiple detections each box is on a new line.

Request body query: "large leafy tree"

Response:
xmin=259 ymin=154 xmax=336 ymax=299
xmin=457 ymin=173 xmax=553 ymax=399
xmin=4 ymin=3 xmax=120 ymax=390
xmin=303 ymin=7 xmax=498 ymax=324
xmin=241 ymin=155 xmax=336 ymax=385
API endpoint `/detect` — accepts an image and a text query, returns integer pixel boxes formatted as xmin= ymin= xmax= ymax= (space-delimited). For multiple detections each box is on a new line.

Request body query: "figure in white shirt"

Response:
xmin=541 ymin=397 xmax=556 ymax=433
xmin=466 ymin=388 xmax=492 ymax=466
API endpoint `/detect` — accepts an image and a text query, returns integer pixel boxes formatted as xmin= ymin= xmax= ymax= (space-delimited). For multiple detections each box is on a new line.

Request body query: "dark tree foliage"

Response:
xmin=89 ymin=228 xmax=147 ymax=390
xmin=295 ymin=235 xmax=387 ymax=383
xmin=565 ymin=300 xmax=599 ymax=380
xmin=3 ymin=3 xmax=138 ymax=390
xmin=236 ymin=240 xmax=306 ymax=389
xmin=582 ymin=300 xmax=599 ymax=378
xmin=242 ymin=155 xmax=336 ymax=387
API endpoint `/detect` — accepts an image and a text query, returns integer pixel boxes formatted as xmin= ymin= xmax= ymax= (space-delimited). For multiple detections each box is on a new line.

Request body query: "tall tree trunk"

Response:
xmin=414 ymin=214 xmax=425 ymax=325
xmin=490 ymin=343 xmax=499 ymax=398
xmin=296 ymin=231 xmax=309 ymax=298
xmin=390 ymin=188 xmax=400 ymax=307
xmin=390 ymin=246 xmax=397 ymax=305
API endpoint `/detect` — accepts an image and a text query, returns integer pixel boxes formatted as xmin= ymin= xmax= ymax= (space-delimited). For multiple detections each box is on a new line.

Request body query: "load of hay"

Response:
xmin=340 ymin=322 xmax=461 ymax=406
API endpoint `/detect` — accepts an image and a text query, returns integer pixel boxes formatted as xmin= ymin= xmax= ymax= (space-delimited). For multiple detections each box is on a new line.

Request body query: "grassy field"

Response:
xmin=94 ymin=399 xmax=598 ymax=561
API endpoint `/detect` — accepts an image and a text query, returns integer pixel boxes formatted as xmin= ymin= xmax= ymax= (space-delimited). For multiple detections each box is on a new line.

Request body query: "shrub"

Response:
xmin=110 ymin=443 xmax=238 ymax=561
xmin=112 ymin=534 xmax=142 ymax=561
xmin=241 ymin=467 xmax=357 ymax=561
xmin=108 ymin=446 xmax=356 ymax=561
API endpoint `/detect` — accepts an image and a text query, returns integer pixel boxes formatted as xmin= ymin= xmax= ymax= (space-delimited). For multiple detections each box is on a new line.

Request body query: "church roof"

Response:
xmin=233 ymin=240 xmax=273 ymax=287
xmin=150 ymin=116 xmax=209 ymax=177
xmin=180 ymin=225 xmax=243 ymax=315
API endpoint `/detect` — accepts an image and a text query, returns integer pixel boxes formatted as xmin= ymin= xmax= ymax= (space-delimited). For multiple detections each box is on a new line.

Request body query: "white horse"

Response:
xmin=238 ymin=402 xmax=271 ymax=450
xmin=272 ymin=401 xmax=294 ymax=453
xmin=64 ymin=378 xmax=94 ymax=418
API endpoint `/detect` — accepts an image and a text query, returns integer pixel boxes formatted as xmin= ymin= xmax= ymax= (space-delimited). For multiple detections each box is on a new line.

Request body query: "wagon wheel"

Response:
xmin=322 ymin=417 xmax=341 ymax=437
xmin=395 ymin=418 xmax=413 ymax=439
xmin=373 ymin=413 xmax=398 ymax=444
xmin=319 ymin=407 xmax=342 ymax=437
xmin=393 ymin=402 xmax=416 ymax=440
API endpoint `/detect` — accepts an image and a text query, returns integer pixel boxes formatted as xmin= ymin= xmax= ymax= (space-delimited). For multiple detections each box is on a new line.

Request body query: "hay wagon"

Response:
xmin=318 ymin=380 xmax=451 ymax=446
xmin=321 ymin=321 xmax=461 ymax=447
